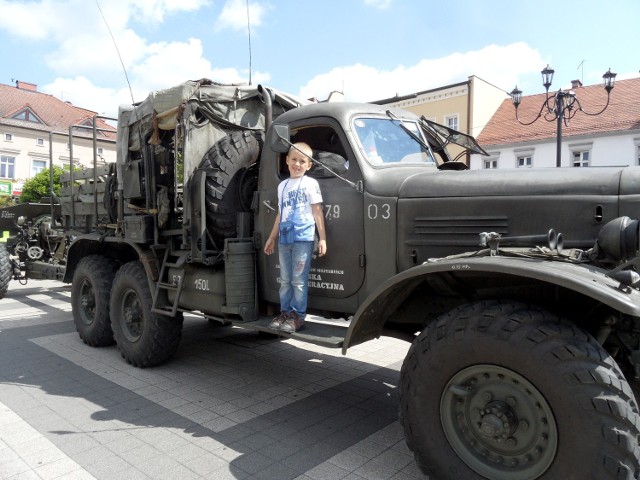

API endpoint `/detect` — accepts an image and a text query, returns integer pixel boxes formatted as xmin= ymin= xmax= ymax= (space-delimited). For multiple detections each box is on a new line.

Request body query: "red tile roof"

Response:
xmin=0 ymin=82 xmax=116 ymax=140
xmin=477 ymin=77 xmax=640 ymax=147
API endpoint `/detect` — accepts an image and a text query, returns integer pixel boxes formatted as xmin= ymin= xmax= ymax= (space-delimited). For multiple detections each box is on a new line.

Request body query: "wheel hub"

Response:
xmin=441 ymin=365 xmax=557 ymax=479
xmin=78 ymin=281 xmax=95 ymax=324
xmin=121 ymin=290 xmax=143 ymax=341
xmin=478 ymin=401 xmax=518 ymax=440
xmin=81 ymin=293 xmax=95 ymax=309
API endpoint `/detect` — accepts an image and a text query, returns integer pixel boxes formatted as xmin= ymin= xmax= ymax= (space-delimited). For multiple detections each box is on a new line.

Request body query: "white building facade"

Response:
xmin=0 ymin=81 xmax=116 ymax=197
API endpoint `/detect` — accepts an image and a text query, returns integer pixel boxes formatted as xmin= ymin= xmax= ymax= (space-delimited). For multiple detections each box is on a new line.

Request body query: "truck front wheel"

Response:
xmin=110 ymin=261 xmax=183 ymax=367
xmin=400 ymin=300 xmax=640 ymax=480
xmin=71 ymin=255 xmax=119 ymax=346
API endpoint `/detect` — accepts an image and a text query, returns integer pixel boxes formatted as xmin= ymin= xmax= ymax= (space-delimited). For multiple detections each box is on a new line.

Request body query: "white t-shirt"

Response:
xmin=278 ymin=176 xmax=323 ymax=242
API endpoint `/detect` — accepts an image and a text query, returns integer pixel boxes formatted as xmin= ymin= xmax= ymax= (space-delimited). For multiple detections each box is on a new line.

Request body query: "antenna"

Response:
xmin=95 ymin=0 xmax=135 ymax=104
xmin=577 ymin=60 xmax=584 ymax=85
xmin=246 ymin=0 xmax=252 ymax=85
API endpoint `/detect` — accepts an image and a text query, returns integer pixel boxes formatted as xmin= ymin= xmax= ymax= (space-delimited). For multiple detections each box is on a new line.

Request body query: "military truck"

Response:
xmin=59 ymin=79 xmax=640 ymax=479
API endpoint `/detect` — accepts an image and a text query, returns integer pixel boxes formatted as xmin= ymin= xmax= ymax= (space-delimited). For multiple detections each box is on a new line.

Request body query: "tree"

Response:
xmin=0 ymin=195 xmax=16 ymax=208
xmin=20 ymin=166 xmax=66 ymax=203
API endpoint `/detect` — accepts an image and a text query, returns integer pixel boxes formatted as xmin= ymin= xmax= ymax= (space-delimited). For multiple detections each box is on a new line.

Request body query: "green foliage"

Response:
xmin=0 ymin=196 xmax=16 ymax=208
xmin=20 ymin=166 xmax=66 ymax=203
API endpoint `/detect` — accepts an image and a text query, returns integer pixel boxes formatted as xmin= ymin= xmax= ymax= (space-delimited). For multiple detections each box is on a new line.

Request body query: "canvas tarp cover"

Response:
xmin=117 ymin=79 xmax=305 ymax=177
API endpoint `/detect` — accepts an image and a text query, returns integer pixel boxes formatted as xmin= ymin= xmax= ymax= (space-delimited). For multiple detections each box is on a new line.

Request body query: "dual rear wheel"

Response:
xmin=71 ymin=257 xmax=182 ymax=367
xmin=70 ymin=131 xmax=258 ymax=365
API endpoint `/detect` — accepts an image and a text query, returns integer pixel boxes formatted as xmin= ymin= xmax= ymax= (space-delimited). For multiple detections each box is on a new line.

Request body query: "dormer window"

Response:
xmin=12 ymin=107 xmax=44 ymax=124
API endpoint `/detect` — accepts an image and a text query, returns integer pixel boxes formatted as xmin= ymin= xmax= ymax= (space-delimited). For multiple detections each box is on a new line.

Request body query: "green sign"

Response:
xmin=0 ymin=181 xmax=11 ymax=196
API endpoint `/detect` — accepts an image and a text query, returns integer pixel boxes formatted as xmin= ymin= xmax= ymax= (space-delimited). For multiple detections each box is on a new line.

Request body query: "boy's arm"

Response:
xmin=312 ymin=204 xmax=327 ymax=256
xmin=264 ymin=212 xmax=281 ymax=255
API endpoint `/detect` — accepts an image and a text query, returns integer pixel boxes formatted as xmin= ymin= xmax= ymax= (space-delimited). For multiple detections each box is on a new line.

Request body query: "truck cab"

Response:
xmin=256 ymin=102 xmax=474 ymax=318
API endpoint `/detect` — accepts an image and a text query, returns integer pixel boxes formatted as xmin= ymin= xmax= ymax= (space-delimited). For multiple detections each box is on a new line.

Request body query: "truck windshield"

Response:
xmin=353 ymin=117 xmax=436 ymax=166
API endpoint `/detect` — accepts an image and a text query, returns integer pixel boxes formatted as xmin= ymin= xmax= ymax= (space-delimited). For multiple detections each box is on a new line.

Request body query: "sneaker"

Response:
xmin=268 ymin=312 xmax=289 ymax=330
xmin=280 ymin=312 xmax=305 ymax=333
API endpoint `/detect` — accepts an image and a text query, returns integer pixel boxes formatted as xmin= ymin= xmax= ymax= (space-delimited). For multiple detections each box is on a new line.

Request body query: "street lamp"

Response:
xmin=510 ymin=65 xmax=616 ymax=167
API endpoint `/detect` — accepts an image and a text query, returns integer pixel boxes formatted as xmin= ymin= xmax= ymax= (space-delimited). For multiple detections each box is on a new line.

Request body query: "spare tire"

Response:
xmin=198 ymin=130 xmax=261 ymax=246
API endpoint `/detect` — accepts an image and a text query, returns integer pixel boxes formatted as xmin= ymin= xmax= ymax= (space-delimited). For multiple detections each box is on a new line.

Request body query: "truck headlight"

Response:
xmin=596 ymin=216 xmax=640 ymax=261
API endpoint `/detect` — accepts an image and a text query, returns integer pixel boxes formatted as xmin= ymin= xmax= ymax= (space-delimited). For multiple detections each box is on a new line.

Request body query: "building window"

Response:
xmin=573 ymin=150 xmax=590 ymax=167
xmin=637 ymin=144 xmax=640 ymax=166
xmin=32 ymin=159 xmax=47 ymax=176
xmin=36 ymin=138 xmax=45 ymax=147
xmin=12 ymin=107 xmax=44 ymax=124
xmin=484 ymin=159 xmax=498 ymax=169
xmin=445 ymin=115 xmax=459 ymax=131
xmin=4 ymin=133 xmax=12 ymax=142
xmin=1 ymin=155 xmax=16 ymax=179
xmin=517 ymin=155 xmax=533 ymax=168
xmin=97 ymin=147 xmax=104 ymax=155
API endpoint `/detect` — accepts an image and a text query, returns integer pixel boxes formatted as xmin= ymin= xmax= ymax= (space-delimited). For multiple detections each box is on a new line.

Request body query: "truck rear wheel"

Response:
xmin=199 ymin=130 xmax=261 ymax=245
xmin=400 ymin=300 xmax=640 ymax=480
xmin=71 ymin=255 xmax=119 ymax=346
xmin=110 ymin=261 xmax=183 ymax=367
xmin=0 ymin=244 xmax=11 ymax=299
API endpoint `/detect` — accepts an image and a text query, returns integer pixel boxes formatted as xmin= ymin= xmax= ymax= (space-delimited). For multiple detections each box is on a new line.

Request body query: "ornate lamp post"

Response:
xmin=510 ymin=66 xmax=616 ymax=167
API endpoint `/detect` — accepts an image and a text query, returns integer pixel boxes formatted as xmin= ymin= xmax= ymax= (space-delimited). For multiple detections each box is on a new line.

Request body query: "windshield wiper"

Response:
xmin=385 ymin=110 xmax=432 ymax=152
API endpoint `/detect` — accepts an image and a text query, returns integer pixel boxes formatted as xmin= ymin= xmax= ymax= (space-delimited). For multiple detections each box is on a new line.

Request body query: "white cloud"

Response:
xmin=0 ymin=0 xmax=249 ymax=115
xmin=363 ymin=0 xmax=393 ymax=10
xmin=42 ymin=37 xmax=271 ymax=117
xmin=125 ymin=0 xmax=210 ymax=23
xmin=0 ymin=0 xmax=78 ymax=39
xmin=298 ymin=42 xmax=545 ymax=102
xmin=42 ymin=76 xmax=126 ymax=118
xmin=214 ymin=0 xmax=270 ymax=32
xmin=0 ymin=0 xmax=207 ymax=39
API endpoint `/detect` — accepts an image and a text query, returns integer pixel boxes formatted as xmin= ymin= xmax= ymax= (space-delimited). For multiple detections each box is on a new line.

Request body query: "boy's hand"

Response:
xmin=317 ymin=239 xmax=327 ymax=256
xmin=264 ymin=238 xmax=275 ymax=255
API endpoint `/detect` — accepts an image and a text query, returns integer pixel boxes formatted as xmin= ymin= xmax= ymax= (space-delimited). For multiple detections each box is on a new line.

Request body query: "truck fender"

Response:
xmin=63 ymin=235 xmax=150 ymax=284
xmin=342 ymin=255 xmax=640 ymax=353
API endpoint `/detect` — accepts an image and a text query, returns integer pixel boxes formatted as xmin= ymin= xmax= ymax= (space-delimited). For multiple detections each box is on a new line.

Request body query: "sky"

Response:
xmin=1 ymin=0 xmax=638 ymax=121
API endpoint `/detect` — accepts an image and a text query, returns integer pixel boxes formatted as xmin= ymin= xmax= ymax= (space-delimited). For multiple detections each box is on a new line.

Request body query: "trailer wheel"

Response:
xmin=0 ymin=244 xmax=11 ymax=299
xmin=199 ymin=130 xmax=261 ymax=245
xmin=110 ymin=261 xmax=183 ymax=367
xmin=71 ymin=255 xmax=119 ymax=346
xmin=400 ymin=300 xmax=640 ymax=480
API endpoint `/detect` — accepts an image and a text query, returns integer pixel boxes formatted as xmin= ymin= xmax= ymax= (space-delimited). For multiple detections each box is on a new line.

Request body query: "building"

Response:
xmin=0 ymin=81 xmax=117 ymax=197
xmin=470 ymin=77 xmax=640 ymax=170
xmin=372 ymin=76 xmax=507 ymax=164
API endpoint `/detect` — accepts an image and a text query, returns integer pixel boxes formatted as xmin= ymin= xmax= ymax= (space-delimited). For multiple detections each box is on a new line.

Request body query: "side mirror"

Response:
xmin=269 ymin=124 xmax=292 ymax=153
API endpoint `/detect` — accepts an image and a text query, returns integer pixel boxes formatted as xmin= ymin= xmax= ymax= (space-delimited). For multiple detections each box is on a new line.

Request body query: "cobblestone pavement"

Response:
xmin=0 ymin=279 xmax=428 ymax=480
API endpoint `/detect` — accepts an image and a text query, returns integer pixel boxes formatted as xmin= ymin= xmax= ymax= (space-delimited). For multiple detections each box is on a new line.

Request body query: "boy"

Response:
xmin=264 ymin=142 xmax=327 ymax=333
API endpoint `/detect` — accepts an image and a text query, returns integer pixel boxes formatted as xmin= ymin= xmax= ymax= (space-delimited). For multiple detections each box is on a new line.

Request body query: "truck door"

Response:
xmin=257 ymin=120 xmax=365 ymax=309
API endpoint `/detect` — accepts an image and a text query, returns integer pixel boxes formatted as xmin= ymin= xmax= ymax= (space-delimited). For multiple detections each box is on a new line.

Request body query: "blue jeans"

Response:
xmin=278 ymin=241 xmax=314 ymax=318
